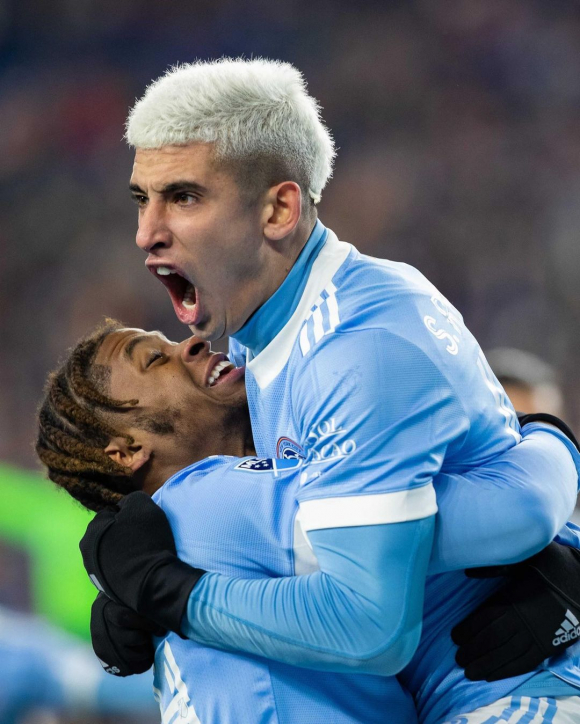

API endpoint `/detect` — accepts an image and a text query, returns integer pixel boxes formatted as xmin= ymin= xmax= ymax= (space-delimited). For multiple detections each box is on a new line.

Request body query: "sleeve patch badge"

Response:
xmin=235 ymin=458 xmax=275 ymax=472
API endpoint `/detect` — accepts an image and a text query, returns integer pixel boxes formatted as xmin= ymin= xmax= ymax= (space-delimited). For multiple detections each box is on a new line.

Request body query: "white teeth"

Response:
xmin=156 ymin=267 xmax=175 ymax=276
xmin=182 ymin=283 xmax=196 ymax=309
xmin=208 ymin=360 xmax=234 ymax=386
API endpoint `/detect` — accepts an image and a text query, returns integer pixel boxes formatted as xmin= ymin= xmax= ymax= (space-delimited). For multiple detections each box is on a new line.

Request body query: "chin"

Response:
xmin=188 ymin=319 xmax=226 ymax=342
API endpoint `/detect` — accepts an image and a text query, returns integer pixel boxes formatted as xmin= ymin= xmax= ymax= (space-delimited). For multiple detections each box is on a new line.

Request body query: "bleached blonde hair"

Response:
xmin=125 ymin=58 xmax=335 ymax=205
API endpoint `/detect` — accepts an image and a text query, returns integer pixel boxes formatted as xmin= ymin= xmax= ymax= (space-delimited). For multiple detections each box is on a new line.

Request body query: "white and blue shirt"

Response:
xmin=232 ymin=221 xmax=523 ymax=516
xmin=153 ymin=445 xmax=580 ymax=723
xmin=152 ymin=456 xmax=417 ymax=723
xmin=177 ymin=221 xmax=580 ymax=721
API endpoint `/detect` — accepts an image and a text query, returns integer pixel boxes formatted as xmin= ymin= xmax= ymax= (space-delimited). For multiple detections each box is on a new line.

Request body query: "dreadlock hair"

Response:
xmin=36 ymin=319 xmax=142 ymax=513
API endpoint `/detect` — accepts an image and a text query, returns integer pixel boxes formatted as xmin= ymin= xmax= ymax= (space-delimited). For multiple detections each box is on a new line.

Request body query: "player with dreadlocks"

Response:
xmin=39 ymin=320 xmax=580 ymax=723
xmin=37 ymin=319 xmax=253 ymax=515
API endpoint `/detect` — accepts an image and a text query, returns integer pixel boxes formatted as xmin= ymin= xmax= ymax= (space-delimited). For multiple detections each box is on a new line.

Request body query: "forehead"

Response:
xmin=131 ymin=143 xmax=220 ymax=186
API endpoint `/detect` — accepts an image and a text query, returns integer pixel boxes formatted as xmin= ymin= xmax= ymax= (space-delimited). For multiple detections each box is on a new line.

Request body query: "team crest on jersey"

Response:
xmin=276 ymin=437 xmax=305 ymax=460
xmin=235 ymin=458 xmax=275 ymax=472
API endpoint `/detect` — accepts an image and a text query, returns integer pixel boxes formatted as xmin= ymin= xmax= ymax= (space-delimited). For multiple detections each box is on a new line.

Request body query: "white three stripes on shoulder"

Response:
xmin=246 ymin=231 xmax=351 ymax=389
xmin=300 ymin=282 xmax=340 ymax=356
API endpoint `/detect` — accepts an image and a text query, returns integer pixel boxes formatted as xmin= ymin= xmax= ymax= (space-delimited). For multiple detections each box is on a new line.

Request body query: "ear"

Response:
xmin=104 ymin=436 xmax=151 ymax=473
xmin=262 ymin=181 xmax=302 ymax=242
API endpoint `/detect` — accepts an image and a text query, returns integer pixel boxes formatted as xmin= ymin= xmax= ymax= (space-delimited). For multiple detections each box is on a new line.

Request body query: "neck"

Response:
xmin=234 ymin=218 xmax=327 ymax=357
xmin=206 ymin=408 xmax=256 ymax=459
xmin=280 ymin=216 xmax=317 ymax=271
xmin=251 ymin=217 xmax=315 ymax=312
xmin=142 ymin=412 xmax=256 ymax=496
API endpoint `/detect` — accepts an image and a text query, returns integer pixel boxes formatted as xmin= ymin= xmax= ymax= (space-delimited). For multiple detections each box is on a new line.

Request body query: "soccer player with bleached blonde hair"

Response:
xmin=83 ymin=59 xmax=580 ymax=723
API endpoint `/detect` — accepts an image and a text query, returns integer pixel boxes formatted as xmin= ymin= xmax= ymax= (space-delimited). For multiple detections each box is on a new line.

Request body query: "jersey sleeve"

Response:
xmin=429 ymin=423 xmax=580 ymax=573
xmin=183 ymin=518 xmax=434 ymax=675
xmin=292 ymin=327 xmax=467 ymax=531
xmin=158 ymin=459 xmax=435 ymax=674
xmin=556 ymin=521 xmax=580 ymax=548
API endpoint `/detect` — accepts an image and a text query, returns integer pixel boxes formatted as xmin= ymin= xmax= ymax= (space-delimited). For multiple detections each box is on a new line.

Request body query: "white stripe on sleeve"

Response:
xmin=298 ymin=484 xmax=438 ymax=532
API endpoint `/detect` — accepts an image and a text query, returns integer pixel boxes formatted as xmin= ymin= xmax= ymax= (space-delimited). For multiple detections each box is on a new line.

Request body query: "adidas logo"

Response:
xmin=105 ymin=665 xmax=121 ymax=675
xmin=97 ymin=657 xmax=120 ymax=675
xmin=553 ymin=610 xmax=580 ymax=646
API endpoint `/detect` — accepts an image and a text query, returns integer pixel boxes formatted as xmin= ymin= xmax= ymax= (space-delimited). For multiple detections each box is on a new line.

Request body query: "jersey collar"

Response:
xmin=242 ymin=228 xmax=352 ymax=389
xmin=233 ymin=220 xmax=328 ymax=357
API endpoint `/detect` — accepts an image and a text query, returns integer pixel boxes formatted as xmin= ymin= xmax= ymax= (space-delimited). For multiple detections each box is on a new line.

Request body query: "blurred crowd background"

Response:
xmin=2 ymin=0 xmax=580 ymax=721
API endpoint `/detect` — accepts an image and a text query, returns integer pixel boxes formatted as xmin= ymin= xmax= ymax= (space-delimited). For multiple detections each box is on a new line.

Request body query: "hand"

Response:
xmin=91 ymin=593 xmax=165 ymax=676
xmin=80 ymin=491 xmax=205 ymax=634
xmin=452 ymin=542 xmax=580 ymax=681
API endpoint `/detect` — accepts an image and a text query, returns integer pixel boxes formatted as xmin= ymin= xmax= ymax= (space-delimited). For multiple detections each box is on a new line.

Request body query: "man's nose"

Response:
xmin=180 ymin=336 xmax=210 ymax=363
xmin=135 ymin=205 xmax=171 ymax=253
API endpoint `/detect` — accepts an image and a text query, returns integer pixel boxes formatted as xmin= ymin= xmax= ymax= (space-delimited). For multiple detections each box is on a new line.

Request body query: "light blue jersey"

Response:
xmin=178 ymin=222 xmax=580 ymax=720
xmin=153 ymin=440 xmax=579 ymax=723
xmin=232 ymin=223 xmax=522 ymax=485
xmin=152 ymin=456 xmax=417 ymax=723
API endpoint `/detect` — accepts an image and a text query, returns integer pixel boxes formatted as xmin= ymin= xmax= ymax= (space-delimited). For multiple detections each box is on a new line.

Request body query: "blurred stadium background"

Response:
xmin=2 ymin=0 xmax=580 ymax=721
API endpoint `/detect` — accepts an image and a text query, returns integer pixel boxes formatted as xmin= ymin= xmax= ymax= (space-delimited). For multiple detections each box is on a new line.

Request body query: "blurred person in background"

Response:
xmin=486 ymin=348 xmax=565 ymax=418
xmin=0 ymin=604 xmax=157 ymax=724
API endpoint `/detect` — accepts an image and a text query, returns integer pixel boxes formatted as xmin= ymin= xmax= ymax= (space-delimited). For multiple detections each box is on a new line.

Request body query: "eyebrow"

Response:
xmin=129 ymin=180 xmax=208 ymax=196
xmin=124 ymin=335 xmax=149 ymax=361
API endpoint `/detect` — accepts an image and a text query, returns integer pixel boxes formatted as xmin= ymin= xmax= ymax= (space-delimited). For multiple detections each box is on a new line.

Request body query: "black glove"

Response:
xmin=91 ymin=592 xmax=165 ymax=676
xmin=80 ymin=491 xmax=205 ymax=635
xmin=452 ymin=542 xmax=580 ymax=681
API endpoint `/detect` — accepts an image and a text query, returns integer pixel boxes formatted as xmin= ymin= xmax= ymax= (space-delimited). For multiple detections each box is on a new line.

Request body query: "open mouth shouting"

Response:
xmin=148 ymin=264 xmax=202 ymax=326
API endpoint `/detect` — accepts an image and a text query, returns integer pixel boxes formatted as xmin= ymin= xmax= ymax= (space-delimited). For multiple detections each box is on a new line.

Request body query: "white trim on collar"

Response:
xmin=247 ymin=230 xmax=351 ymax=389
